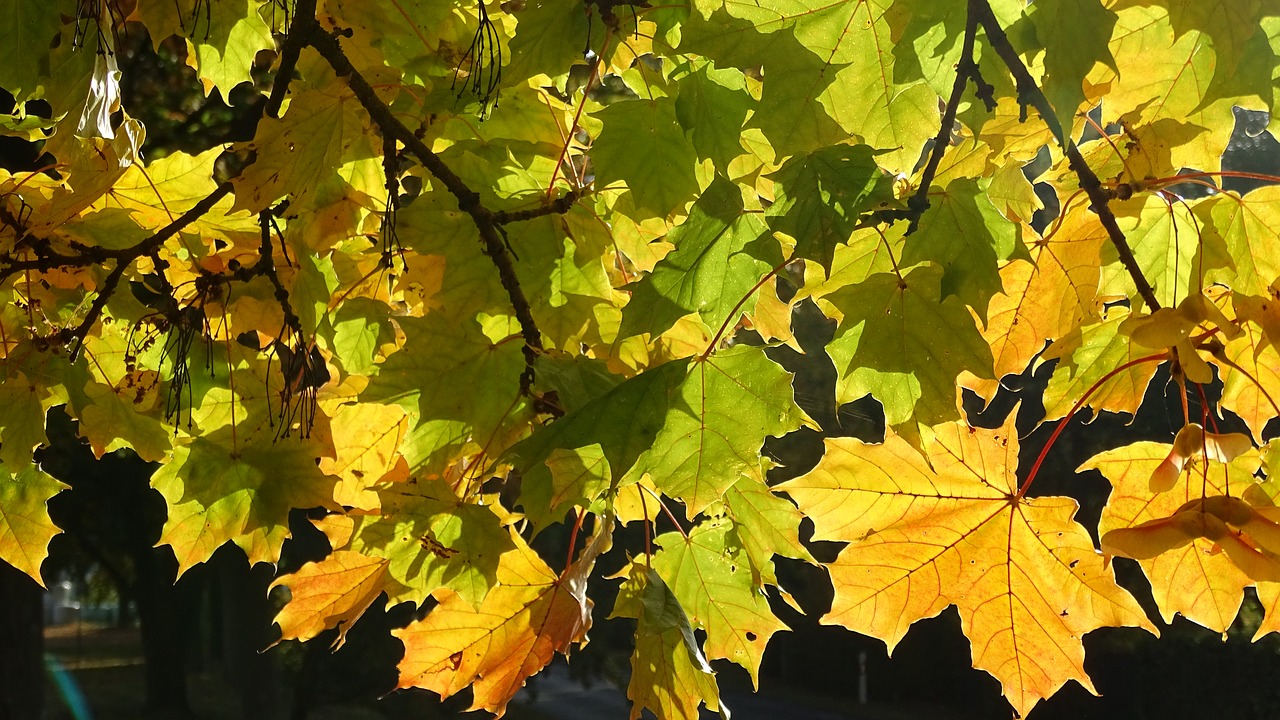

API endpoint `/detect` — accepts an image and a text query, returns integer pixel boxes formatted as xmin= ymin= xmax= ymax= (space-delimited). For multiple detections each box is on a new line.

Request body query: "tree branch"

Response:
xmin=901 ymin=0 xmax=986 ymax=236
xmin=14 ymin=2 xmax=317 ymax=356
xmin=302 ymin=21 xmax=567 ymax=399
xmin=969 ymin=0 xmax=1161 ymax=310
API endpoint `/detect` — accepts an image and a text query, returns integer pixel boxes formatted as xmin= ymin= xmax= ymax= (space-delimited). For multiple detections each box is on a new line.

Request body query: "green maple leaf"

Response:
xmin=395 ymin=186 xmax=507 ymax=318
xmin=674 ymin=63 xmax=754 ymax=171
xmin=1040 ymin=307 xmax=1163 ymax=422
xmin=328 ymin=298 xmax=396 ymax=376
xmin=510 ymin=361 xmax=687 ymax=525
xmin=766 ymin=144 xmax=897 ymax=269
xmin=824 ymin=265 xmax=995 ymax=445
xmin=749 ymin=35 xmax=852 ymax=156
xmin=0 ymin=2 xmax=64 ymax=102
xmin=1025 ymin=0 xmax=1118 ymax=141
xmin=591 ymin=97 xmax=701 ymax=217
xmin=153 ymin=430 xmax=338 ymax=577
xmin=612 ymin=564 xmax=726 ymax=720
xmin=619 ymin=177 xmax=779 ymax=341
xmin=1103 ymin=195 xmax=1229 ymax=308
xmin=0 ymin=463 xmax=66 ymax=586
xmin=190 ymin=0 xmax=276 ymax=103
xmin=77 ymin=381 xmax=173 ymax=463
xmin=324 ymin=479 xmax=515 ymax=608
xmin=719 ymin=470 xmax=816 ymax=583
xmin=0 ymin=374 xmax=51 ymax=469
xmin=519 ymin=444 xmax=612 ymax=530
xmin=319 ymin=0 xmax=468 ymax=83
xmin=504 ymin=0 xmax=589 ymax=86
xmin=533 ymin=353 xmax=624 ymax=415
xmin=635 ymin=345 xmax=813 ymax=517
xmin=653 ymin=522 xmax=789 ymax=686
xmin=362 ymin=314 xmax=526 ymax=475
xmin=1199 ymin=187 xmax=1280 ymax=297
xmin=1116 ymin=0 xmax=1277 ymax=89
xmin=901 ymin=177 xmax=1025 ymax=320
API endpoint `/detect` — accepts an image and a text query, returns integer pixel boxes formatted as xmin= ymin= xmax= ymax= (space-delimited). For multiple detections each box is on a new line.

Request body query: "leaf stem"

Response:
xmin=639 ymin=483 xmax=688 ymax=539
xmin=1017 ymin=351 xmax=1168 ymax=498
xmin=564 ymin=508 xmax=587 ymax=575
xmin=700 ymin=259 xmax=789 ymax=360
xmin=546 ymin=31 xmax=611 ymax=198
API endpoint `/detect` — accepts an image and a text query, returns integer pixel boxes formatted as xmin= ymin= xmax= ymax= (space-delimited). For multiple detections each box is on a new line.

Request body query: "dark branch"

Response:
xmin=303 ymin=21 xmax=566 ymax=399
xmin=902 ymin=1 xmax=984 ymax=236
xmin=265 ymin=0 xmax=314 ymax=118
xmin=970 ymin=0 xmax=1161 ymax=310
xmin=16 ymin=1 xmax=318 ymax=355
xmin=493 ymin=190 xmax=582 ymax=225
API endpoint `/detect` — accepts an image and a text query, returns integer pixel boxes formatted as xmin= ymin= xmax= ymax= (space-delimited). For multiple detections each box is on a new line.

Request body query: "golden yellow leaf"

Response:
xmin=270 ymin=551 xmax=389 ymax=650
xmin=778 ymin=411 xmax=1153 ymax=717
xmin=1083 ymin=442 xmax=1265 ymax=632
xmin=318 ymin=402 xmax=409 ymax=512
xmin=394 ymin=521 xmax=609 ymax=717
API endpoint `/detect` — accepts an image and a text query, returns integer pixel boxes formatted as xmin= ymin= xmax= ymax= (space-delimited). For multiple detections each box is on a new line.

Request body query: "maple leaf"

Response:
xmin=592 ymin=97 xmax=700 ymax=217
xmin=0 ymin=463 xmax=66 ymax=586
xmin=540 ymin=444 xmax=612 ymax=527
xmin=270 ymin=551 xmax=389 ymax=650
xmin=612 ymin=561 xmax=728 ymax=720
xmin=1082 ymin=441 xmax=1268 ymax=632
xmin=152 ymin=425 xmax=339 ymax=577
xmin=361 ymin=314 xmax=527 ymax=475
xmin=765 ymin=144 xmax=897 ymax=270
xmin=1040 ymin=306 xmax=1164 ymax=422
xmin=317 ymin=401 xmax=409 ymax=512
xmin=231 ymin=85 xmax=369 ymax=214
xmin=674 ymin=63 xmax=754 ymax=172
xmin=718 ymin=468 xmax=816 ymax=585
xmin=320 ymin=478 xmax=514 ymax=609
xmin=777 ymin=411 xmax=1155 ymax=717
xmin=619 ymin=176 xmax=779 ymax=342
xmin=823 ymin=265 xmax=995 ymax=446
xmin=636 ymin=345 xmax=813 ymax=517
xmin=394 ymin=518 xmax=610 ymax=717
xmin=652 ymin=521 xmax=789 ymax=686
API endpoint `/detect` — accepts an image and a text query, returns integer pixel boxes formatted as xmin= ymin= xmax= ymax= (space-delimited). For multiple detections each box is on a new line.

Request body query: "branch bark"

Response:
xmin=969 ymin=0 xmax=1161 ymax=310
xmin=302 ymin=20 xmax=573 ymax=400
xmin=902 ymin=0 xmax=986 ymax=236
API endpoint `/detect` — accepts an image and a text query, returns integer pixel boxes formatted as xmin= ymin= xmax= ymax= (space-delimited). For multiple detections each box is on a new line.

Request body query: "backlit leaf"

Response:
xmin=779 ymin=412 xmax=1154 ymax=717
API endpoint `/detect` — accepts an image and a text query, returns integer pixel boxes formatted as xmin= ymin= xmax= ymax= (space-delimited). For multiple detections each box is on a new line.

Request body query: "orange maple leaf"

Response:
xmin=778 ymin=411 xmax=1154 ymax=717
xmin=393 ymin=518 xmax=610 ymax=716
xmin=270 ymin=551 xmax=389 ymax=650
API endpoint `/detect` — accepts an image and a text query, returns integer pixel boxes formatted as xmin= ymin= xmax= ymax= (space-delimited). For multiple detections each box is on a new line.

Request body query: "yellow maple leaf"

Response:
xmin=270 ymin=551 xmax=389 ymax=650
xmin=778 ymin=411 xmax=1154 ymax=717
xmin=1083 ymin=441 xmax=1265 ymax=632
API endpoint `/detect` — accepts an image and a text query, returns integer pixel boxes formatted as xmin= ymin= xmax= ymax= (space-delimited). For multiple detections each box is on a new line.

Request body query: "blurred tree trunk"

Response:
xmin=133 ymin=548 xmax=195 ymax=715
xmin=213 ymin=546 xmax=282 ymax=720
xmin=0 ymin=562 xmax=44 ymax=720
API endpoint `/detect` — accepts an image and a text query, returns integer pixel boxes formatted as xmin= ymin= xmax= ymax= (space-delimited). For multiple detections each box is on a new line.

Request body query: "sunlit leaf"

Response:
xmin=779 ymin=412 xmax=1154 ymax=717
